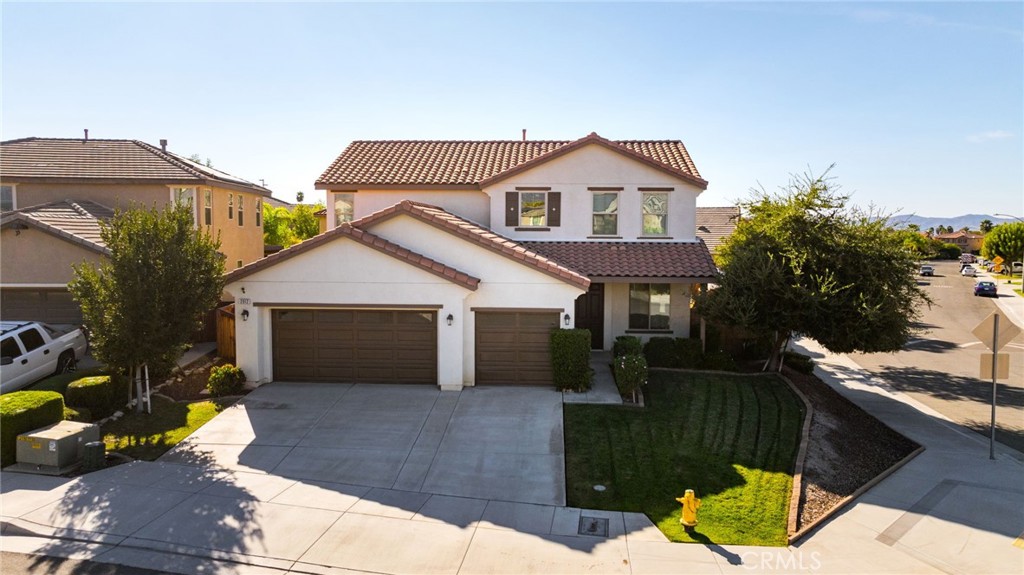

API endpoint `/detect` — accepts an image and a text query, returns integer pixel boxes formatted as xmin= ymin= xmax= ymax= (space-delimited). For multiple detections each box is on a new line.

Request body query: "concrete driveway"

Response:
xmin=160 ymin=382 xmax=566 ymax=506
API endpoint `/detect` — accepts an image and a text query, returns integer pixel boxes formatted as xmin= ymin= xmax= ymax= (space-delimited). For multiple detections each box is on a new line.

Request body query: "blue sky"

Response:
xmin=2 ymin=2 xmax=1021 ymax=218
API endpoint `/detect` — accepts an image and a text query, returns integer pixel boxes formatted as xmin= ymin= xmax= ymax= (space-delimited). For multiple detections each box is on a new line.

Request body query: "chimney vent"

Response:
xmin=159 ymin=139 xmax=167 ymax=152
xmin=83 ymin=129 xmax=89 ymax=142
xmin=522 ymin=129 xmax=527 ymax=141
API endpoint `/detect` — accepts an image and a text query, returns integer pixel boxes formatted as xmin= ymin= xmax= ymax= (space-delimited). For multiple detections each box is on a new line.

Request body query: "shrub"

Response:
xmin=674 ymin=338 xmax=704 ymax=369
xmin=207 ymin=364 xmax=246 ymax=397
xmin=783 ymin=351 xmax=815 ymax=374
xmin=64 ymin=405 xmax=93 ymax=423
xmin=550 ymin=329 xmax=592 ymax=392
xmin=700 ymin=350 xmax=738 ymax=371
xmin=613 ymin=354 xmax=648 ymax=398
xmin=613 ymin=336 xmax=642 ymax=358
xmin=27 ymin=366 xmax=106 ymax=395
xmin=66 ymin=375 xmax=119 ymax=419
xmin=0 ymin=391 xmax=65 ymax=467
xmin=643 ymin=337 xmax=677 ymax=368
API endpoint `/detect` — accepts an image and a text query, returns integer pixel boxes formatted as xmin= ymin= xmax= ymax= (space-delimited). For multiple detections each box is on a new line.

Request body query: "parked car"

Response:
xmin=961 ymin=265 xmax=977 ymax=277
xmin=960 ymin=254 xmax=976 ymax=264
xmin=974 ymin=281 xmax=998 ymax=297
xmin=0 ymin=321 xmax=88 ymax=393
xmin=919 ymin=265 xmax=935 ymax=276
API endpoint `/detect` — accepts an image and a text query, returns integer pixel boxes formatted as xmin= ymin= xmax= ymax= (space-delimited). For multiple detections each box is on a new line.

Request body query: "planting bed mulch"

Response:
xmin=156 ymin=356 xmax=231 ymax=401
xmin=782 ymin=366 xmax=920 ymax=531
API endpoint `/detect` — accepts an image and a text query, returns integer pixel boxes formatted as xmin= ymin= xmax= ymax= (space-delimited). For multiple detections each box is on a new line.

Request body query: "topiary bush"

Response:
xmin=674 ymin=338 xmax=704 ymax=369
xmin=782 ymin=350 xmax=815 ymax=374
xmin=66 ymin=375 xmax=118 ymax=419
xmin=207 ymin=364 xmax=246 ymax=397
xmin=64 ymin=405 xmax=93 ymax=423
xmin=1 ymin=391 xmax=65 ymax=467
xmin=643 ymin=337 xmax=677 ymax=368
xmin=613 ymin=336 xmax=642 ymax=358
xmin=550 ymin=329 xmax=592 ymax=392
xmin=613 ymin=354 xmax=648 ymax=399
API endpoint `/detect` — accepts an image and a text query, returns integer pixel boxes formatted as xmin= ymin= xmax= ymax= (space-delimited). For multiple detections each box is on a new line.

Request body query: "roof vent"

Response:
xmin=522 ymin=129 xmax=527 ymax=141
xmin=159 ymin=139 xmax=168 ymax=153
xmin=83 ymin=129 xmax=89 ymax=142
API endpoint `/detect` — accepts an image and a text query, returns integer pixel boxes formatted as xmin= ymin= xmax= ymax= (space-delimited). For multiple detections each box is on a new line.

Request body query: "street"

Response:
xmin=850 ymin=260 xmax=1024 ymax=453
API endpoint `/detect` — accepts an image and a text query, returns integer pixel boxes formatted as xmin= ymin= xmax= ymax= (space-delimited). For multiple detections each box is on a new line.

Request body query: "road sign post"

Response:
xmin=971 ymin=311 xmax=1022 ymax=460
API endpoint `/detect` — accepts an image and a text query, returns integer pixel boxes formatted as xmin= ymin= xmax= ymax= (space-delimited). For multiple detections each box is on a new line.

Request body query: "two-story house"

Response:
xmin=223 ymin=133 xmax=717 ymax=389
xmin=0 ymin=136 xmax=272 ymax=323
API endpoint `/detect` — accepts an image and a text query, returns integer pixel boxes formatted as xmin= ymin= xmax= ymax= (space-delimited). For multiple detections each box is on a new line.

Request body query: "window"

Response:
xmin=642 ymin=192 xmax=668 ymax=236
xmin=334 ymin=193 xmax=354 ymax=226
xmin=520 ymin=192 xmax=546 ymax=227
xmin=238 ymin=196 xmax=245 ymax=226
xmin=171 ymin=187 xmax=195 ymax=206
xmin=18 ymin=328 xmax=46 ymax=352
xmin=629 ymin=283 xmax=670 ymax=330
xmin=203 ymin=189 xmax=212 ymax=226
xmin=1 ymin=337 xmax=22 ymax=360
xmin=255 ymin=199 xmax=262 ymax=227
xmin=228 ymin=194 xmax=234 ymax=219
xmin=592 ymin=193 xmax=618 ymax=235
xmin=1 ymin=185 xmax=15 ymax=212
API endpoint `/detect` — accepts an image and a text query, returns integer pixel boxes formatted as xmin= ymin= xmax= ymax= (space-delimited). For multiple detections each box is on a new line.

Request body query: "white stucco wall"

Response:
xmin=481 ymin=144 xmax=703 ymax=242
xmin=327 ymin=189 xmax=491 ymax=230
xmin=604 ymin=282 xmax=693 ymax=349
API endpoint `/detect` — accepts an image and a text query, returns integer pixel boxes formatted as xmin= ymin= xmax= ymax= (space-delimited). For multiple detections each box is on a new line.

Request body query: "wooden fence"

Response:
xmin=217 ymin=304 xmax=236 ymax=362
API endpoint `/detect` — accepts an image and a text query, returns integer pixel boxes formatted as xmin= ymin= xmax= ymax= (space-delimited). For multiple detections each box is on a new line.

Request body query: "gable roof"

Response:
xmin=696 ymin=206 xmax=741 ymax=252
xmin=0 ymin=137 xmax=272 ymax=196
xmin=520 ymin=241 xmax=718 ymax=280
xmin=316 ymin=133 xmax=707 ymax=190
xmin=352 ymin=200 xmax=591 ymax=290
xmin=0 ymin=199 xmax=114 ymax=254
xmin=224 ymin=222 xmax=480 ymax=290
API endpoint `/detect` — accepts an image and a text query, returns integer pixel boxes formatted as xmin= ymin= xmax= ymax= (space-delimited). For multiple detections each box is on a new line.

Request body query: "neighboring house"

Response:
xmin=314 ymin=207 xmax=328 ymax=234
xmin=224 ymin=132 xmax=717 ymax=389
xmin=696 ymin=206 xmax=741 ymax=255
xmin=933 ymin=230 xmax=984 ymax=253
xmin=0 ymin=136 xmax=272 ymax=323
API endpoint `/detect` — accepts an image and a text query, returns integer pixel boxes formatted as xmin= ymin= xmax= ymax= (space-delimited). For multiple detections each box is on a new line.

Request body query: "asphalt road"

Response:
xmin=849 ymin=260 xmax=1024 ymax=453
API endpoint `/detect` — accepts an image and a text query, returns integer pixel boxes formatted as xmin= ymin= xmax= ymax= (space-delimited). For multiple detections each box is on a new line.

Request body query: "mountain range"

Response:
xmin=889 ymin=214 xmax=1018 ymax=231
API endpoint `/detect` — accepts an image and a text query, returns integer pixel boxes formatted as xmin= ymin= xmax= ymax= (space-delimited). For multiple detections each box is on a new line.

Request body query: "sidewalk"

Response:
xmin=3 ymin=348 xmax=1022 ymax=574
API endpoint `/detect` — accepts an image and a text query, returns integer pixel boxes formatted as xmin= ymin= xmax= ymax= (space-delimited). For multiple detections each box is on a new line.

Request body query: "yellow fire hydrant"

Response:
xmin=676 ymin=489 xmax=701 ymax=532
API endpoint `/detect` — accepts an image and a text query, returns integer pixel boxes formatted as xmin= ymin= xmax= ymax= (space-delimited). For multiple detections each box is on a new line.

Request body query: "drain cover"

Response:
xmin=578 ymin=516 xmax=610 ymax=537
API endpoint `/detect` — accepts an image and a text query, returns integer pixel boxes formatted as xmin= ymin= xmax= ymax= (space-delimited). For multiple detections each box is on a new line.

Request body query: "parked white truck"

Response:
xmin=0 ymin=321 xmax=88 ymax=393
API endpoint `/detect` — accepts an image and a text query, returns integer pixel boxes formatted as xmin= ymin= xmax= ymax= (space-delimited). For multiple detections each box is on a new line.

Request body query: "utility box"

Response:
xmin=14 ymin=421 xmax=100 ymax=475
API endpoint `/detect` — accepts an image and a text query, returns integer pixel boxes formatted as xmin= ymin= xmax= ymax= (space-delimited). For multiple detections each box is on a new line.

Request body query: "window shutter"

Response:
xmin=548 ymin=192 xmax=561 ymax=227
xmin=505 ymin=192 xmax=518 ymax=227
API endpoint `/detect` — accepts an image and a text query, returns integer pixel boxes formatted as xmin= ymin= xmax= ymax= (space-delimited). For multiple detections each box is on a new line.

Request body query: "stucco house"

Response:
xmin=933 ymin=230 xmax=985 ymax=254
xmin=224 ymin=132 xmax=718 ymax=389
xmin=0 ymin=136 xmax=272 ymax=323
xmin=695 ymin=206 xmax=741 ymax=256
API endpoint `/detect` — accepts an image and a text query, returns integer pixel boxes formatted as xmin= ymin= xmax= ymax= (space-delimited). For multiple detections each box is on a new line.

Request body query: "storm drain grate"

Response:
xmin=578 ymin=516 xmax=610 ymax=537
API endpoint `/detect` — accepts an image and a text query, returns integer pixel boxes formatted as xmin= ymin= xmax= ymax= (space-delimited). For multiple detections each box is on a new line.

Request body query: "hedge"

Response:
xmin=66 ymin=375 xmax=121 ymax=420
xmin=1 ymin=391 xmax=65 ymax=467
xmin=27 ymin=366 xmax=106 ymax=395
xmin=613 ymin=354 xmax=647 ymax=398
xmin=551 ymin=328 xmax=592 ymax=392
xmin=613 ymin=336 xmax=642 ymax=358
xmin=675 ymin=338 xmax=703 ymax=369
xmin=783 ymin=350 xmax=815 ymax=374
xmin=643 ymin=337 xmax=677 ymax=368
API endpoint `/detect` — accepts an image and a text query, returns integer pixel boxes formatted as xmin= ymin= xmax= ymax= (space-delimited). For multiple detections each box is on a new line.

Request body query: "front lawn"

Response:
xmin=564 ymin=370 xmax=804 ymax=546
xmin=102 ymin=394 xmax=235 ymax=460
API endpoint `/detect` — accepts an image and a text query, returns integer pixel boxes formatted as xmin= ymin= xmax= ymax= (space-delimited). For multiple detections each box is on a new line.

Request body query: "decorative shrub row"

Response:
xmin=642 ymin=336 xmax=739 ymax=371
xmin=550 ymin=329 xmax=592 ymax=392
xmin=208 ymin=364 xmax=246 ymax=397
xmin=614 ymin=354 xmax=648 ymax=398
xmin=1 ymin=391 xmax=65 ymax=467
xmin=613 ymin=336 xmax=642 ymax=358
xmin=66 ymin=375 xmax=127 ymax=420
xmin=783 ymin=351 xmax=815 ymax=374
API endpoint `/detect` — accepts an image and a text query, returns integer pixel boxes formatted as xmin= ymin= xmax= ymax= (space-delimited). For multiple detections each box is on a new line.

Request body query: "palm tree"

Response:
xmin=980 ymin=219 xmax=994 ymax=234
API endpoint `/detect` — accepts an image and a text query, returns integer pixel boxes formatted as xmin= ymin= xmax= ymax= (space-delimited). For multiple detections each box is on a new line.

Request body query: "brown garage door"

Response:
xmin=272 ymin=309 xmax=437 ymax=384
xmin=475 ymin=311 xmax=558 ymax=385
xmin=0 ymin=289 xmax=82 ymax=324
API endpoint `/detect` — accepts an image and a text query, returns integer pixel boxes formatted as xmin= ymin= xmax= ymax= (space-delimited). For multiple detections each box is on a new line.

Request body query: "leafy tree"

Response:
xmin=69 ymin=203 xmax=225 ymax=412
xmin=187 ymin=153 xmax=214 ymax=168
xmin=696 ymin=168 xmax=930 ymax=371
xmin=906 ymin=223 xmax=920 ymax=232
xmin=979 ymin=219 xmax=994 ymax=234
xmin=262 ymin=203 xmax=296 ymax=246
xmin=895 ymin=229 xmax=935 ymax=260
xmin=982 ymin=222 xmax=1024 ymax=272
xmin=291 ymin=203 xmax=323 ymax=241
xmin=936 ymin=243 xmax=962 ymax=260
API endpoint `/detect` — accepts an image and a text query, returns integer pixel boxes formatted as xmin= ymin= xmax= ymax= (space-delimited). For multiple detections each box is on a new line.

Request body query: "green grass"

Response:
xmin=564 ymin=371 xmax=804 ymax=546
xmin=102 ymin=395 xmax=235 ymax=460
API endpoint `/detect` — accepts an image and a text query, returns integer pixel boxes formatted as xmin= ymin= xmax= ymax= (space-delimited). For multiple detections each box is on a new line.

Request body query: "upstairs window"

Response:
xmin=520 ymin=192 xmax=547 ymax=227
xmin=255 ymin=199 xmax=262 ymax=227
xmin=592 ymin=192 xmax=618 ymax=235
xmin=171 ymin=187 xmax=198 ymax=225
xmin=228 ymin=193 xmax=234 ymax=219
xmin=237 ymin=196 xmax=245 ymax=226
xmin=203 ymin=189 xmax=213 ymax=226
xmin=334 ymin=193 xmax=354 ymax=226
xmin=504 ymin=190 xmax=560 ymax=228
xmin=642 ymin=192 xmax=668 ymax=236
xmin=629 ymin=283 xmax=670 ymax=330
xmin=0 ymin=185 xmax=15 ymax=212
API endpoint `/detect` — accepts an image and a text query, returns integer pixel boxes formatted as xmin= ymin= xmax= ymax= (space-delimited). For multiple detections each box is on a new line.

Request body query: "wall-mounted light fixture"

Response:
xmin=9 ymin=221 xmax=28 ymax=236
xmin=564 ymin=313 xmax=571 ymax=326
xmin=240 ymin=286 xmax=246 ymax=293
xmin=241 ymin=309 xmax=250 ymax=321
xmin=446 ymin=313 xmax=454 ymax=326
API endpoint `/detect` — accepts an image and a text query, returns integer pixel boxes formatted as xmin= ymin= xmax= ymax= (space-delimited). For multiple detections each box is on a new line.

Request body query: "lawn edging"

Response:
xmin=787 ymin=444 xmax=925 ymax=545
xmin=777 ymin=373 xmax=813 ymax=538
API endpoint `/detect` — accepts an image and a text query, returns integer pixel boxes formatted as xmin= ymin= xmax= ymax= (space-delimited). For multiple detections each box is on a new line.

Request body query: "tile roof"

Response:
xmin=0 ymin=138 xmax=271 ymax=196
xmin=696 ymin=206 xmax=741 ymax=252
xmin=0 ymin=199 xmax=114 ymax=254
xmin=352 ymin=201 xmax=591 ymax=290
xmin=316 ymin=132 xmax=707 ymax=190
xmin=224 ymin=222 xmax=480 ymax=291
xmin=520 ymin=241 xmax=719 ymax=280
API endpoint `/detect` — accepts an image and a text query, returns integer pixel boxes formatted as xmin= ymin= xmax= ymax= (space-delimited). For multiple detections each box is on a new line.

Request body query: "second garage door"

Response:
xmin=272 ymin=309 xmax=437 ymax=384
xmin=475 ymin=311 xmax=558 ymax=385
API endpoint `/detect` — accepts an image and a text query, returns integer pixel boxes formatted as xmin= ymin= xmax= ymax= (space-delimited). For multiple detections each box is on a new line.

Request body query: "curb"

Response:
xmin=778 ymin=373 xmax=814 ymax=538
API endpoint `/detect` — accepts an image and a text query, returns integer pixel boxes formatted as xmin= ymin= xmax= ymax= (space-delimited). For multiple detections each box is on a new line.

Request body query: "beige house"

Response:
xmin=0 ymin=137 xmax=272 ymax=323
xmin=933 ymin=230 xmax=985 ymax=253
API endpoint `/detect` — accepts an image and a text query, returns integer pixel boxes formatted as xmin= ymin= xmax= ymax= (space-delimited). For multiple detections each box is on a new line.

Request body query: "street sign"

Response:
xmin=980 ymin=353 xmax=1010 ymax=379
xmin=992 ymin=256 xmax=1004 ymax=265
xmin=972 ymin=312 xmax=1021 ymax=352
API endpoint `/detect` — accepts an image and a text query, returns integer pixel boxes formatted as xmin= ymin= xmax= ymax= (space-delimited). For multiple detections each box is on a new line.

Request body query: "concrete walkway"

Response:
xmin=3 ymin=350 xmax=1022 ymax=574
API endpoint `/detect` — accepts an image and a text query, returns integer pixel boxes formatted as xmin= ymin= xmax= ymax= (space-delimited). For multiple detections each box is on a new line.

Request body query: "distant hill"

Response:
xmin=889 ymin=214 xmax=1017 ymax=231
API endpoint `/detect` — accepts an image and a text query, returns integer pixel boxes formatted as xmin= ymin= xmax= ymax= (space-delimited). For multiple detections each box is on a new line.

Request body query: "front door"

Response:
xmin=574 ymin=282 xmax=604 ymax=349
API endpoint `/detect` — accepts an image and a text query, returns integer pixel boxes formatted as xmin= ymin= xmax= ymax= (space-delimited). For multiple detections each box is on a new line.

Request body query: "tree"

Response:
xmin=696 ymin=168 xmax=930 ymax=371
xmin=69 ymin=203 xmax=225 ymax=412
xmin=982 ymin=222 xmax=1024 ymax=271
xmin=296 ymin=191 xmax=305 ymax=203
xmin=187 ymin=153 xmax=214 ymax=168
xmin=980 ymin=219 xmax=994 ymax=234
xmin=262 ymin=203 xmax=296 ymax=246
xmin=291 ymin=203 xmax=323 ymax=241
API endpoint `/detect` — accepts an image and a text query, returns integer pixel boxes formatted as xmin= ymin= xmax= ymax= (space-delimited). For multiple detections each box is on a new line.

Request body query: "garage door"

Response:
xmin=272 ymin=309 xmax=437 ymax=384
xmin=0 ymin=289 xmax=82 ymax=324
xmin=475 ymin=311 xmax=558 ymax=385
